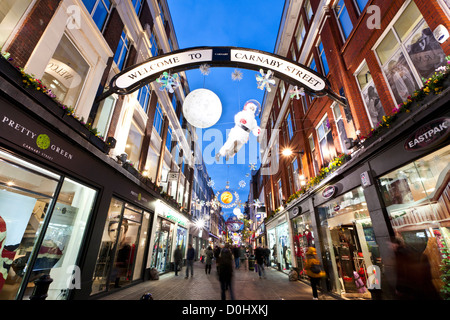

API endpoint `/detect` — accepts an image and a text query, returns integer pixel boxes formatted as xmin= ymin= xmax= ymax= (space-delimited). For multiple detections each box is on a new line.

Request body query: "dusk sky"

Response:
xmin=167 ymin=0 xmax=285 ymax=215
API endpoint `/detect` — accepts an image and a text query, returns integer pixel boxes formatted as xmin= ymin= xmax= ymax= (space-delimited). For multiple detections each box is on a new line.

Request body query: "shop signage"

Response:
xmin=322 ymin=186 xmax=337 ymax=199
xmin=404 ymin=117 xmax=450 ymax=152
xmin=0 ymin=101 xmax=80 ymax=167
xmin=360 ymin=171 xmax=372 ymax=188
xmin=290 ymin=206 xmax=302 ymax=218
xmin=167 ymin=171 xmax=179 ymax=182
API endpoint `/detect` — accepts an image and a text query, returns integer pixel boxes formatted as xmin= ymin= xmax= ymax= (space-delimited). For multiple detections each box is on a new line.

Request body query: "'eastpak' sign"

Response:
xmin=404 ymin=117 xmax=449 ymax=151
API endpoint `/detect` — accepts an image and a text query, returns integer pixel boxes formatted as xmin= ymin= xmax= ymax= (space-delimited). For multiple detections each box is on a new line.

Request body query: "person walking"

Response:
xmin=254 ymin=245 xmax=266 ymax=279
xmin=214 ymin=245 xmax=221 ymax=272
xmin=217 ymin=243 xmax=235 ymax=300
xmin=173 ymin=245 xmax=183 ymax=276
xmin=239 ymin=246 xmax=247 ymax=270
xmin=200 ymin=246 xmax=206 ymax=264
xmin=304 ymin=247 xmax=326 ymax=300
xmin=263 ymin=246 xmax=271 ymax=267
xmin=185 ymin=244 xmax=195 ymax=279
xmin=205 ymin=246 xmax=214 ymax=274
xmin=233 ymin=245 xmax=240 ymax=269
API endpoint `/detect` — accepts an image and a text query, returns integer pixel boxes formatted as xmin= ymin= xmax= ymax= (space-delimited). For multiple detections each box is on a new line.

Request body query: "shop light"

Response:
xmin=6 ymin=181 xmax=14 ymax=186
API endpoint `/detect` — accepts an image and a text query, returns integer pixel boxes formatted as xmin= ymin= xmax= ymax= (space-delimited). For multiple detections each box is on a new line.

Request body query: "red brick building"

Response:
xmin=260 ymin=0 xmax=450 ymax=299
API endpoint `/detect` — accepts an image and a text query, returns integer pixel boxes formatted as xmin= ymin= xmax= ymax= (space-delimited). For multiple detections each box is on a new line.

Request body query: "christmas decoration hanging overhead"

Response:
xmin=215 ymin=100 xmax=261 ymax=161
xmin=199 ymin=63 xmax=211 ymax=75
xmin=290 ymin=86 xmax=305 ymax=100
xmin=156 ymin=72 xmax=180 ymax=93
xmin=256 ymin=69 xmax=276 ymax=92
xmin=216 ymin=188 xmax=239 ymax=209
xmin=238 ymin=180 xmax=246 ymax=188
xmin=253 ymin=199 xmax=263 ymax=209
xmin=231 ymin=69 xmax=243 ymax=81
xmin=182 ymin=88 xmax=222 ymax=128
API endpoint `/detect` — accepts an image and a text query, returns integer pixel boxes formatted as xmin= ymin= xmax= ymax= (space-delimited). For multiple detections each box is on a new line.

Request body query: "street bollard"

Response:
xmin=30 ymin=274 xmax=53 ymax=300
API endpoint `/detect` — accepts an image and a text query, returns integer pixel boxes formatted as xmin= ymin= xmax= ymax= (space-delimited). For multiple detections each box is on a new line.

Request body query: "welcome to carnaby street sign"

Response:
xmin=97 ymin=47 xmax=347 ymax=106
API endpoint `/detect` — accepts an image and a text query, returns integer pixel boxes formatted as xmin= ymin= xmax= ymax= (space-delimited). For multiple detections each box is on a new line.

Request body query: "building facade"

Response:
xmin=0 ymin=0 xmax=217 ymax=300
xmin=260 ymin=0 xmax=450 ymax=299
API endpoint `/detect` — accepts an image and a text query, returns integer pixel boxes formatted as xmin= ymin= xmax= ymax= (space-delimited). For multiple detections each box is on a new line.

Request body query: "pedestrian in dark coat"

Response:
xmin=205 ymin=246 xmax=214 ymax=274
xmin=173 ymin=245 xmax=183 ymax=276
xmin=254 ymin=245 xmax=266 ymax=278
xmin=217 ymin=244 xmax=235 ymax=300
xmin=185 ymin=244 xmax=195 ymax=279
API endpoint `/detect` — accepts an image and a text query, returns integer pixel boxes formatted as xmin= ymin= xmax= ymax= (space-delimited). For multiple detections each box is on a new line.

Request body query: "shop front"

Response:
xmin=266 ymin=212 xmax=294 ymax=274
xmin=0 ymin=66 xmax=160 ymax=300
xmin=289 ymin=200 xmax=315 ymax=280
xmin=149 ymin=200 xmax=189 ymax=273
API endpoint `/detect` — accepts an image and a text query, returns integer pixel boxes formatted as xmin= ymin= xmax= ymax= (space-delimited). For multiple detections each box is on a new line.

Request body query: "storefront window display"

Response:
xmin=276 ymin=222 xmax=291 ymax=273
xmin=379 ymin=145 xmax=450 ymax=298
xmin=0 ymin=150 xmax=97 ymax=300
xmin=175 ymin=226 xmax=187 ymax=259
xmin=318 ymin=187 xmax=381 ymax=298
xmin=267 ymin=228 xmax=277 ymax=268
xmin=151 ymin=218 xmax=174 ymax=273
xmin=292 ymin=213 xmax=314 ymax=279
xmin=91 ymin=199 xmax=149 ymax=295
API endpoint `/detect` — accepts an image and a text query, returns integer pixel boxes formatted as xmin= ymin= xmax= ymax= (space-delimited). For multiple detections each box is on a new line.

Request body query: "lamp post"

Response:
xmin=281 ymin=148 xmax=304 ymax=157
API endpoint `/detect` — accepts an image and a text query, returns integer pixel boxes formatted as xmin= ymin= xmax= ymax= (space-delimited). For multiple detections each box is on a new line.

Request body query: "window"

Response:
xmin=295 ymin=21 xmax=306 ymax=50
xmin=125 ymin=120 xmax=144 ymax=165
xmin=41 ymin=34 xmax=90 ymax=109
xmin=355 ymin=62 xmax=385 ymax=127
xmin=318 ymin=41 xmax=329 ymax=75
xmin=286 ymin=112 xmax=294 ymax=140
xmin=82 ymin=0 xmax=111 ymax=32
xmin=355 ymin=0 xmax=369 ymax=13
xmin=166 ymin=126 xmax=173 ymax=151
xmin=375 ymin=1 xmax=446 ymax=105
xmin=0 ymin=0 xmax=33 ymax=47
xmin=153 ymin=102 xmax=164 ymax=136
xmin=305 ymin=1 xmax=313 ymax=22
xmin=332 ymin=103 xmax=349 ymax=153
xmin=316 ymin=115 xmax=337 ymax=166
xmin=292 ymin=158 xmax=302 ymax=191
xmin=113 ymin=30 xmax=130 ymax=71
xmin=132 ymin=0 xmax=143 ymax=16
xmin=309 ymin=57 xmax=317 ymax=72
xmin=277 ymin=179 xmax=283 ymax=206
xmin=308 ymin=135 xmax=319 ymax=175
xmin=137 ymin=84 xmax=151 ymax=112
xmin=171 ymin=94 xmax=177 ymax=112
xmin=144 ymin=146 xmax=159 ymax=181
xmin=91 ymin=198 xmax=151 ymax=293
xmin=149 ymin=32 xmax=159 ymax=57
xmin=92 ymin=94 xmax=116 ymax=138
xmin=335 ymin=0 xmax=353 ymax=40
xmin=280 ymin=82 xmax=286 ymax=100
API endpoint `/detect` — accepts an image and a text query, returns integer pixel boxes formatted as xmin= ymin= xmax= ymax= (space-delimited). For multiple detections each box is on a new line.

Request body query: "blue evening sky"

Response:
xmin=167 ymin=0 xmax=285 ymax=215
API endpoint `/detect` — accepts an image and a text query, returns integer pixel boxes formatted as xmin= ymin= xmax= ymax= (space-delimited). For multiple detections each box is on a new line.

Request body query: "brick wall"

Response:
xmin=6 ymin=0 xmax=62 ymax=68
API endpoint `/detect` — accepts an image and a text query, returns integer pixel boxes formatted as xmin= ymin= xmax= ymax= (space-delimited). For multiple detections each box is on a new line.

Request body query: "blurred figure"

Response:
xmin=391 ymin=237 xmax=440 ymax=300
xmin=200 ymin=246 xmax=206 ymax=264
xmin=205 ymin=246 xmax=214 ymax=275
xmin=214 ymin=245 xmax=221 ymax=272
xmin=185 ymin=244 xmax=195 ymax=279
xmin=304 ymin=247 xmax=325 ymax=300
xmin=263 ymin=246 xmax=270 ymax=266
xmin=239 ymin=246 xmax=247 ymax=270
xmin=233 ymin=245 xmax=240 ymax=269
xmin=173 ymin=245 xmax=183 ymax=276
xmin=217 ymin=244 xmax=234 ymax=300
xmin=254 ymin=245 xmax=266 ymax=279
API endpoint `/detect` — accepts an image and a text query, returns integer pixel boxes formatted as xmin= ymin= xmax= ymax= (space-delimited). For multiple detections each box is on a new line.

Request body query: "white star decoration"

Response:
xmin=207 ymin=180 xmax=215 ymax=187
xmin=289 ymin=86 xmax=305 ymax=100
xmin=231 ymin=69 xmax=243 ymax=81
xmin=156 ymin=72 xmax=180 ymax=93
xmin=253 ymin=199 xmax=263 ymax=209
xmin=249 ymin=163 xmax=257 ymax=170
xmin=200 ymin=64 xmax=211 ymax=75
xmin=256 ymin=69 xmax=276 ymax=92
xmin=238 ymin=180 xmax=246 ymax=188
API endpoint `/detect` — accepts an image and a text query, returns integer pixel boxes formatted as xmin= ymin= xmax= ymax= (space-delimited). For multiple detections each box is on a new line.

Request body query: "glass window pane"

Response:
xmin=92 ymin=95 xmax=116 ymax=138
xmin=41 ymin=34 xmax=90 ymax=108
xmin=125 ymin=121 xmax=144 ymax=165
xmin=109 ymin=211 xmax=141 ymax=289
xmin=393 ymin=1 xmax=423 ymax=42
xmin=376 ymin=30 xmax=400 ymax=65
xmin=92 ymin=1 xmax=108 ymax=31
xmin=382 ymin=50 xmax=419 ymax=105
xmin=132 ymin=210 xmax=150 ymax=280
xmin=82 ymin=0 xmax=96 ymax=13
xmin=361 ymin=82 xmax=385 ymax=127
xmin=0 ymin=152 xmax=60 ymax=300
xmin=356 ymin=63 xmax=373 ymax=90
xmin=144 ymin=147 xmax=159 ymax=181
xmin=30 ymin=178 xmax=97 ymax=300
xmin=0 ymin=0 xmax=33 ymax=47
xmin=356 ymin=0 xmax=369 ymax=12
xmin=91 ymin=198 xmax=124 ymax=295
xmin=336 ymin=0 xmax=353 ymax=39
xmin=405 ymin=22 xmax=447 ymax=79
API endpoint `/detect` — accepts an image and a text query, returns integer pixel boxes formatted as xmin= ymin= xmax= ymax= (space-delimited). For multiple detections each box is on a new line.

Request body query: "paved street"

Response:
xmin=99 ymin=261 xmax=337 ymax=300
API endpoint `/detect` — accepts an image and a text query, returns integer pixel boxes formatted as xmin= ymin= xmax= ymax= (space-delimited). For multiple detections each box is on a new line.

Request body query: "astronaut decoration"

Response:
xmin=216 ymin=100 xmax=261 ymax=161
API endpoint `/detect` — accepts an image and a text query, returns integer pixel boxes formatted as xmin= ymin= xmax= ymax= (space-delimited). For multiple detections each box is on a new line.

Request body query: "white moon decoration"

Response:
xmin=182 ymin=88 xmax=222 ymax=128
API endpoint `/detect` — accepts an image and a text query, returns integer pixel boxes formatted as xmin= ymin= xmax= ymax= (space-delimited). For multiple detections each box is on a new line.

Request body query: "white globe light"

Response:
xmin=182 ymin=88 xmax=222 ymax=128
